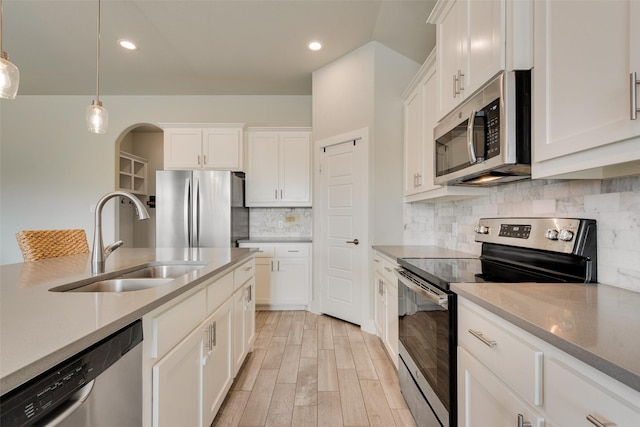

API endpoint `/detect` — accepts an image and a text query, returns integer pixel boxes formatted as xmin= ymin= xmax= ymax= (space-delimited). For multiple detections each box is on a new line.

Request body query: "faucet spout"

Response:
xmin=92 ymin=191 xmax=150 ymax=275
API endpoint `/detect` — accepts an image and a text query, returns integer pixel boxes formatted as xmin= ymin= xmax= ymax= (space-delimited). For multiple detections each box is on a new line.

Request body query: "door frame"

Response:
xmin=311 ymin=127 xmax=374 ymax=334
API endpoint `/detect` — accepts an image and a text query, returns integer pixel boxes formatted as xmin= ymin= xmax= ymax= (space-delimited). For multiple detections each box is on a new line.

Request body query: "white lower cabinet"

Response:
xmin=239 ymin=242 xmax=311 ymax=309
xmin=201 ymin=298 xmax=233 ymax=427
xmin=152 ymin=318 xmax=203 ymax=427
xmin=372 ymin=251 xmax=398 ymax=368
xmin=233 ymin=277 xmax=256 ymax=376
xmin=458 ymin=347 xmax=546 ymax=427
xmin=458 ymin=297 xmax=640 ymax=427
xmin=143 ymin=257 xmax=255 ymax=427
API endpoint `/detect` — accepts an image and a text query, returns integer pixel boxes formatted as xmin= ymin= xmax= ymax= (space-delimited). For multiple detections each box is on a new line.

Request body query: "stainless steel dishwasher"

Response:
xmin=0 ymin=320 xmax=143 ymax=426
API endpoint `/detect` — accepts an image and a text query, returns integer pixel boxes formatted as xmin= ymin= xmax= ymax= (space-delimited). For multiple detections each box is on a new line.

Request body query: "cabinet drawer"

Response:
xmin=374 ymin=253 xmax=398 ymax=284
xmin=151 ymin=289 xmax=206 ymax=358
xmin=275 ymin=245 xmax=310 ymax=258
xmin=234 ymin=258 xmax=255 ymax=289
xmin=545 ymin=358 xmax=640 ymax=427
xmin=239 ymin=243 xmax=274 ymax=258
xmin=458 ymin=298 xmax=543 ymax=407
xmin=207 ymin=271 xmax=234 ymax=314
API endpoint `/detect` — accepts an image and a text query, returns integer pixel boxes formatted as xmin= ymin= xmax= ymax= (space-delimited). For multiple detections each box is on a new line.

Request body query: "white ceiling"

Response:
xmin=3 ymin=0 xmax=437 ymax=96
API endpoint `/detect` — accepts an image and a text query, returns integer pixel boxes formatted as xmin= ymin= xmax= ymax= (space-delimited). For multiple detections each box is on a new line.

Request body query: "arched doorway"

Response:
xmin=116 ymin=123 xmax=163 ymax=248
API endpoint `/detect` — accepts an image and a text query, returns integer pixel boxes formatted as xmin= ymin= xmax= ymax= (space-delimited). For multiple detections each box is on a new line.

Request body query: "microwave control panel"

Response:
xmin=483 ymin=98 xmax=501 ymax=160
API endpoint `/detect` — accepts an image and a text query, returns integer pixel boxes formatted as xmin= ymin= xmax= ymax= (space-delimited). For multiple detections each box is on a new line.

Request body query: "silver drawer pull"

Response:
xmin=587 ymin=414 xmax=616 ymax=427
xmin=469 ymin=329 xmax=497 ymax=347
xmin=288 ymin=250 xmax=299 ymax=253
xmin=631 ymin=72 xmax=639 ymax=120
xmin=243 ymin=266 xmax=252 ymax=271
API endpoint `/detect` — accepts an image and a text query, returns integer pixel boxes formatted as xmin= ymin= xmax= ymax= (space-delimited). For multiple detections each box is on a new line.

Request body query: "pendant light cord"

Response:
xmin=95 ymin=0 xmax=101 ymax=102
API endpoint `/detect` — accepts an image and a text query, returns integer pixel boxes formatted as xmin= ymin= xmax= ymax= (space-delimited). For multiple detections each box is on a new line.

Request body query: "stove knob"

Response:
xmin=475 ymin=225 xmax=489 ymax=234
xmin=545 ymin=229 xmax=559 ymax=240
xmin=558 ymin=229 xmax=574 ymax=241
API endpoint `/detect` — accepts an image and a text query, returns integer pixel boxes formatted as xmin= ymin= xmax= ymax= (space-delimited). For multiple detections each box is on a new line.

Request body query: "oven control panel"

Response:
xmin=498 ymin=224 xmax=531 ymax=239
xmin=474 ymin=217 xmax=597 ymax=255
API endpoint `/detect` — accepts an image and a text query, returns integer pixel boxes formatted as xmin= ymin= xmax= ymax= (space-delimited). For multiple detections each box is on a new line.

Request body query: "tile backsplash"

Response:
xmin=250 ymin=208 xmax=313 ymax=238
xmin=403 ymin=176 xmax=640 ymax=292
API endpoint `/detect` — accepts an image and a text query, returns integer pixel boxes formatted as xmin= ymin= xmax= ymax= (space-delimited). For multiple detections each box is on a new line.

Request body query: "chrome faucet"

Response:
xmin=92 ymin=191 xmax=150 ymax=274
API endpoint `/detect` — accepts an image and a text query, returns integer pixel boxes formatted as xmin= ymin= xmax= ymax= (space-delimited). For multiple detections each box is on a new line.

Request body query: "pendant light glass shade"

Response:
xmin=87 ymin=0 xmax=107 ymax=134
xmin=86 ymin=100 xmax=108 ymax=134
xmin=0 ymin=0 xmax=19 ymax=99
xmin=0 ymin=51 xmax=19 ymax=99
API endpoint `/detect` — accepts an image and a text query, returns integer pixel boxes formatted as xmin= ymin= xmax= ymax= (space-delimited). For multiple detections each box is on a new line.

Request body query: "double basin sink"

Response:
xmin=49 ymin=262 xmax=206 ymax=293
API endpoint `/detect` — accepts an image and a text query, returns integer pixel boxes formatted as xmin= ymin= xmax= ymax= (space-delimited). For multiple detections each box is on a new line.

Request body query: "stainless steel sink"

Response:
xmin=49 ymin=262 xmax=206 ymax=293
xmin=68 ymin=278 xmax=173 ymax=292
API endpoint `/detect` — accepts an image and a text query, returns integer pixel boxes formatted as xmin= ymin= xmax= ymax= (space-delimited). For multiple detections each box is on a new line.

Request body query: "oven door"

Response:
xmin=395 ymin=268 xmax=456 ymax=427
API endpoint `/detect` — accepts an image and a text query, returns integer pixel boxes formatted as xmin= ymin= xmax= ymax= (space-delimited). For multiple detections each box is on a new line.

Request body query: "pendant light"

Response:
xmin=86 ymin=0 xmax=108 ymax=134
xmin=0 ymin=0 xmax=20 ymax=99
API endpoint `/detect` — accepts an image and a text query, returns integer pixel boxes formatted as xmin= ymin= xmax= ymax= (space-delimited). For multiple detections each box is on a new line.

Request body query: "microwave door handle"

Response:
xmin=467 ymin=110 xmax=478 ymax=164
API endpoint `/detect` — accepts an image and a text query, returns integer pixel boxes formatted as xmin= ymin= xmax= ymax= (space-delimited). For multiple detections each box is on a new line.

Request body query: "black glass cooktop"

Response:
xmin=398 ymin=258 xmax=484 ymax=291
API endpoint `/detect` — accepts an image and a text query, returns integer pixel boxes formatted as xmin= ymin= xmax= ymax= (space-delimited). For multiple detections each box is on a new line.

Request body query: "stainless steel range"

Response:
xmin=395 ymin=217 xmax=598 ymax=427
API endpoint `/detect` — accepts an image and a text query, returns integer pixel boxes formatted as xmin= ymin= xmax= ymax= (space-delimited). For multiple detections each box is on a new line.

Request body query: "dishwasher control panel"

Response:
xmin=0 ymin=320 xmax=142 ymax=426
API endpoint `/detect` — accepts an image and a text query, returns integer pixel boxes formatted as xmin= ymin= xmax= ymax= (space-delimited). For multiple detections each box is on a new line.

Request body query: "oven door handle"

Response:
xmin=394 ymin=268 xmax=449 ymax=309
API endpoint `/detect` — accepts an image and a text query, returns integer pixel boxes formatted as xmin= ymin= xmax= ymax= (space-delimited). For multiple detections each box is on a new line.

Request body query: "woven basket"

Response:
xmin=16 ymin=229 xmax=90 ymax=262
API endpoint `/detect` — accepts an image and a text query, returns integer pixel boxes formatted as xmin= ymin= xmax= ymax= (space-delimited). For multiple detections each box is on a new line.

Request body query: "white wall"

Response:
xmin=0 ymin=95 xmax=311 ymax=264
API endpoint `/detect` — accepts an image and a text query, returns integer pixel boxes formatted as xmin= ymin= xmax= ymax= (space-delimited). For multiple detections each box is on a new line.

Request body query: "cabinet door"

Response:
xmin=246 ymin=132 xmax=279 ymax=205
xmin=458 ymin=347 xmax=546 ymax=427
xmin=203 ymin=127 xmax=243 ymax=171
xmin=164 ymin=128 xmax=202 ymax=169
xmin=279 ymin=132 xmax=312 ymax=205
xmin=245 ymin=279 xmax=256 ymax=351
xmin=254 ymin=258 xmax=273 ymax=306
xmin=233 ymin=284 xmax=246 ymax=376
xmin=437 ymin=0 xmax=465 ymax=118
xmin=373 ymin=271 xmax=386 ymax=338
xmin=534 ymin=0 xmax=640 ymax=163
xmin=466 ymin=0 xmax=503 ymax=95
xmin=403 ymin=84 xmax=424 ymax=196
xmin=202 ymin=298 xmax=233 ymax=427
xmin=152 ymin=325 xmax=203 ymax=427
xmin=273 ymin=258 xmax=309 ymax=306
xmin=385 ymin=280 xmax=398 ymax=368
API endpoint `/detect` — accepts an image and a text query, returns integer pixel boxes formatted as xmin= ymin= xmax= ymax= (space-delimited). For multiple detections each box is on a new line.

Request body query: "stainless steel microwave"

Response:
xmin=434 ymin=70 xmax=531 ymax=186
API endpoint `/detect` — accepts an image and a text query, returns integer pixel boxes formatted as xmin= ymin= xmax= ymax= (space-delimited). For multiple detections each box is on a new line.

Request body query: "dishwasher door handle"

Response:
xmin=41 ymin=380 xmax=95 ymax=427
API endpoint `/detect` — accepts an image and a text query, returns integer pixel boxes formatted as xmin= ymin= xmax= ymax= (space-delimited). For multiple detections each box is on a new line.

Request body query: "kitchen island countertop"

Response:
xmin=452 ymin=281 xmax=640 ymax=394
xmin=0 ymin=247 xmax=253 ymax=395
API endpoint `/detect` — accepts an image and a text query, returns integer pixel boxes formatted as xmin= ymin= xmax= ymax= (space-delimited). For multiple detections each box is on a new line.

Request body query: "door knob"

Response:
xmin=346 ymin=239 xmax=359 ymax=245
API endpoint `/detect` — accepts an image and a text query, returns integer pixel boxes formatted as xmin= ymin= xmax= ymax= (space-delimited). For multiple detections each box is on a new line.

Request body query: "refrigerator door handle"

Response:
xmin=193 ymin=177 xmax=200 ymax=247
xmin=184 ymin=178 xmax=191 ymax=247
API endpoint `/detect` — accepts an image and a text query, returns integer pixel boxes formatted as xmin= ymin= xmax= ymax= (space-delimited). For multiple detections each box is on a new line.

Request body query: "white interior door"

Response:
xmin=319 ymin=139 xmax=366 ymax=325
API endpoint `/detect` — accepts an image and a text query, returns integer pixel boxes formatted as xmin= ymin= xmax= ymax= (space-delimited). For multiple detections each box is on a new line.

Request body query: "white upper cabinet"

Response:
xmin=162 ymin=124 xmax=245 ymax=171
xmin=532 ymin=0 xmax=640 ymax=179
xmin=429 ymin=0 xmax=532 ymax=121
xmin=245 ymin=128 xmax=312 ymax=207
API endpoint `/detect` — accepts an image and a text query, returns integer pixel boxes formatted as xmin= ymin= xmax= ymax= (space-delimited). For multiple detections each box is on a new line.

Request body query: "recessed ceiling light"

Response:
xmin=118 ymin=40 xmax=138 ymax=50
xmin=308 ymin=41 xmax=323 ymax=51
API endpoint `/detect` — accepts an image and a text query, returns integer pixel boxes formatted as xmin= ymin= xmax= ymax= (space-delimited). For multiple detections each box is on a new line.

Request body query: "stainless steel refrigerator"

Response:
xmin=156 ymin=170 xmax=249 ymax=248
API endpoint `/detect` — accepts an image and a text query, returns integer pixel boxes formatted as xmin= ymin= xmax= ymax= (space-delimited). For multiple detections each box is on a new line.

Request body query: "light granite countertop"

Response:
xmin=452 ymin=282 xmax=640 ymax=393
xmin=372 ymin=245 xmax=477 ymax=260
xmin=0 ymin=247 xmax=254 ymax=395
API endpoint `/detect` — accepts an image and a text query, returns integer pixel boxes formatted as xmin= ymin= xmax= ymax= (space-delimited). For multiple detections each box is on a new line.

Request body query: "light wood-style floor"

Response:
xmin=212 ymin=310 xmax=417 ymax=427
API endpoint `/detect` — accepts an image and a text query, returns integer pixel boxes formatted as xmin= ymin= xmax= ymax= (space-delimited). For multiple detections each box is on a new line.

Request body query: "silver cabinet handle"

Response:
xmin=458 ymin=69 xmax=465 ymax=93
xmin=346 ymin=239 xmax=359 ymax=245
xmin=517 ymin=414 xmax=532 ymax=427
xmin=453 ymin=73 xmax=458 ymax=97
xmin=280 ymin=189 xmax=283 ymax=199
xmin=275 ymin=189 xmax=278 ymax=199
xmin=631 ymin=72 xmax=639 ymax=120
xmin=587 ymin=414 xmax=617 ymax=427
xmin=203 ymin=154 xmax=207 ymax=165
xmin=212 ymin=321 xmax=217 ymax=347
xmin=468 ymin=329 xmax=497 ymax=347
xmin=197 ymin=154 xmax=201 ymax=165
